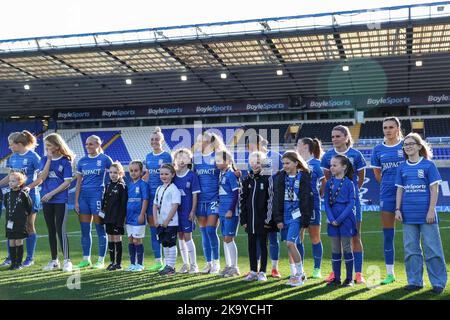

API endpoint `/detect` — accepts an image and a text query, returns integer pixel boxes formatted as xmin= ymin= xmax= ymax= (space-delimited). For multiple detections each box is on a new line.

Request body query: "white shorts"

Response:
xmin=126 ymin=225 xmax=146 ymax=239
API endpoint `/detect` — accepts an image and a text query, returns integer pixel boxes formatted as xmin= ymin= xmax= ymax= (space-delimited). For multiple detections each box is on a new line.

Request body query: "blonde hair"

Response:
xmin=9 ymin=171 xmax=26 ymax=187
xmin=203 ymin=131 xmax=226 ymax=152
xmin=404 ymin=132 xmax=433 ymax=160
xmin=173 ymin=148 xmax=193 ymax=170
xmin=151 ymin=127 xmax=165 ymax=142
xmin=86 ymin=135 xmax=104 ymax=153
xmin=44 ymin=133 xmax=75 ymax=162
xmin=248 ymin=151 xmax=267 ymax=163
xmin=282 ymin=150 xmax=310 ymax=173
xmin=8 ymin=130 xmax=37 ymax=149
xmin=109 ymin=161 xmax=125 ymax=178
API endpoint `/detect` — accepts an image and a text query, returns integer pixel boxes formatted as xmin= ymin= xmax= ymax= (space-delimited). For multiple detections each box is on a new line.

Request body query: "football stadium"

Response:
xmin=0 ymin=1 xmax=450 ymax=301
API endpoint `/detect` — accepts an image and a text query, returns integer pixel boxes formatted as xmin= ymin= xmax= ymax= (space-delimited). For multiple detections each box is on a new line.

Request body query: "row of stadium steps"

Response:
xmin=349 ymin=123 xmax=362 ymax=144
xmin=424 ymin=118 xmax=450 ymax=137
xmin=295 ymin=121 xmax=354 ymax=143
xmin=359 ymin=120 xmax=412 ymax=139
xmin=58 ymin=130 xmax=85 ymax=164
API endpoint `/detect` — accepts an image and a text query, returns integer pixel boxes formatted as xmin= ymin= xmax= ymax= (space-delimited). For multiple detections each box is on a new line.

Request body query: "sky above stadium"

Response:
xmin=0 ymin=0 xmax=440 ymax=40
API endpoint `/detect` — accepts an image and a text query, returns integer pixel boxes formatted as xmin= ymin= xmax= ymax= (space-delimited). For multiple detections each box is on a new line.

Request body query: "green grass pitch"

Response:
xmin=0 ymin=211 xmax=449 ymax=300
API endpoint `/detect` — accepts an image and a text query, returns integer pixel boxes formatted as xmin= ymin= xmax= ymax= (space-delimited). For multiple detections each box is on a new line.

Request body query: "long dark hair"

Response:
xmin=332 ymin=155 xmax=354 ymax=180
xmin=300 ymin=137 xmax=324 ymax=160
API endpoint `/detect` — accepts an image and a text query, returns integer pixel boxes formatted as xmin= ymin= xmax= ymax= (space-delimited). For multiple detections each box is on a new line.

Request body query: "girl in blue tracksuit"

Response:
xmin=321 ymin=125 xmax=367 ymax=284
xmin=371 ymin=117 xmax=405 ymax=285
xmin=216 ymin=150 xmax=241 ymax=278
xmin=395 ymin=133 xmax=447 ymax=294
xmin=297 ymin=137 xmax=325 ymax=279
xmin=144 ymin=127 xmax=172 ymax=272
xmin=75 ymin=135 xmax=113 ymax=269
xmin=0 ymin=131 xmax=40 ymax=268
xmin=325 ymin=155 xmax=357 ymax=287
xmin=272 ymin=150 xmax=313 ymax=287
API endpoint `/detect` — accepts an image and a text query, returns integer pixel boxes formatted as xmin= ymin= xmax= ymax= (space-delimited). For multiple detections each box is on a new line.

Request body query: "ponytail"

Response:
xmin=300 ymin=137 xmax=324 ymax=160
xmin=8 ymin=130 xmax=38 ymax=149
xmin=333 ymin=155 xmax=354 ymax=181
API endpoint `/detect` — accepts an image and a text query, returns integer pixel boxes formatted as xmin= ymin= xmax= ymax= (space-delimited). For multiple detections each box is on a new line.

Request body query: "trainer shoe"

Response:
xmin=92 ymin=261 xmax=105 ymax=270
xmin=271 ymin=268 xmax=281 ymax=278
xmin=13 ymin=265 xmax=24 ymax=271
xmin=326 ymin=279 xmax=342 ymax=287
xmin=125 ymin=264 xmax=136 ymax=272
xmin=62 ymin=260 xmax=73 ymax=272
xmin=43 ymin=260 xmax=60 ymax=271
xmin=106 ymin=263 xmax=115 ymax=271
xmin=210 ymin=263 xmax=220 ymax=275
xmin=404 ymin=284 xmax=423 ymax=291
xmin=189 ymin=264 xmax=199 ymax=274
xmin=132 ymin=264 xmax=145 ymax=272
xmin=380 ymin=274 xmax=396 ymax=285
xmin=257 ymin=272 xmax=268 ymax=282
xmin=201 ymin=263 xmax=212 ymax=274
xmin=312 ymin=268 xmax=322 ymax=279
xmin=159 ymin=265 xmax=174 ymax=275
xmin=22 ymin=258 xmax=35 ymax=267
xmin=243 ymin=271 xmax=258 ymax=281
xmin=325 ymin=271 xmax=335 ymax=283
xmin=224 ymin=266 xmax=240 ymax=278
xmin=179 ymin=264 xmax=189 ymax=274
xmin=0 ymin=257 xmax=11 ymax=267
xmin=166 ymin=266 xmax=176 ymax=275
xmin=354 ymin=272 xmax=366 ymax=285
xmin=342 ymin=278 xmax=354 ymax=287
xmin=432 ymin=286 xmax=444 ymax=294
xmin=112 ymin=264 xmax=122 ymax=271
xmin=76 ymin=260 xmax=92 ymax=269
xmin=147 ymin=262 xmax=164 ymax=272
xmin=287 ymin=275 xmax=304 ymax=287
xmin=219 ymin=266 xmax=231 ymax=277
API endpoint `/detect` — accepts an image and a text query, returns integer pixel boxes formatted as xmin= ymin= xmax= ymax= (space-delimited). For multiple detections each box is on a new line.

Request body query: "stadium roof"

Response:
xmin=1 ymin=1 xmax=450 ymax=114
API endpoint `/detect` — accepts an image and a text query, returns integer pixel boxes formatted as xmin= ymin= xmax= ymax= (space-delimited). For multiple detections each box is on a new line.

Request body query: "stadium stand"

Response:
xmin=424 ymin=118 xmax=450 ymax=138
xmin=359 ymin=120 xmax=412 ymax=140
xmin=296 ymin=121 xmax=354 ymax=143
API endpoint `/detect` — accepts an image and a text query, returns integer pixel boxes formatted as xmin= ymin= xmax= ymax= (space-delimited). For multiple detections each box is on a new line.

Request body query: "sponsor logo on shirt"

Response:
xmin=82 ymin=169 xmax=102 ymax=175
xmin=148 ymin=169 xmax=159 ymax=174
xmin=197 ymin=168 xmax=216 ymax=175
xmin=404 ymin=184 xmax=427 ymax=193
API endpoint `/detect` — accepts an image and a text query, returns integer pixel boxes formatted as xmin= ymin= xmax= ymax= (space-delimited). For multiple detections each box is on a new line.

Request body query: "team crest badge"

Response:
xmin=23 ymin=159 xmax=28 ymax=165
xmin=186 ymin=182 xmax=191 ymax=188
xmin=58 ymin=165 xmax=63 ymax=172
xmin=210 ymin=158 xmax=215 ymax=165
xmin=158 ymin=159 xmax=163 ymax=165
xmin=398 ymin=149 xmax=404 ymax=158
xmin=294 ymin=179 xmax=300 ymax=188
xmin=418 ymin=169 xmax=424 ymax=179
xmin=135 ymin=187 xmax=140 ymax=194
xmin=97 ymin=160 xmax=102 ymax=167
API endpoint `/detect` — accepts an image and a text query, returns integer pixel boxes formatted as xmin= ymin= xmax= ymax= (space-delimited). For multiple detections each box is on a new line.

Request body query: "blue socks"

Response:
xmin=354 ymin=251 xmax=363 ymax=273
xmin=80 ymin=222 xmax=92 ymax=257
xmin=200 ymin=227 xmax=212 ymax=262
xmin=268 ymin=231 xmax=279 ymax=261
xmin=135 ymin=244 xmax=144 ymax=265
xmin=95 ymin=223 xmax=107 ymax=258
xmin=150 ymin=226 xmax=162 ymax=259
xmin=128 ymin=243 xmax=136 ymax=265
xmin=206 ymin=226 xmax=219 ymax=261
xmin=332 ymin=253 xmax=342 ymax=282
xmin=344 ymin=252 xmax=354 ymax=281
xmin=26 ymin=233 xmax=37 ymax=260
xmin=296 ymin=240 xmax=305 ymax=262
xmin=312 ymin=242 xmax=323 ymax=269
xmin=383 ymin=228 xmax=395 ymax=265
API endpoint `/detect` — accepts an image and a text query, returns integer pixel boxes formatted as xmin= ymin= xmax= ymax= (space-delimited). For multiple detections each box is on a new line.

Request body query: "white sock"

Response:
xmin=223 ymin=242 xmax=230 ymax=267
xmin=83 ymin=256 xmax=91 ymax=262
xmin=166 ymin=246 xmax=177 ymax=268
xmin=213 ymin=259 xmax=220 ymax=268
xmin=386 ymin=264 xmax=395 ymax=275
xmin=179 ymin=239 xmax=189 ymax=265
xmin=295 ymin=262 xmax=303 ymax=276
xmin=289 ymin=263 xmax=296 ymax=276
xmin=98 ymin=256 xmax=105 ymax=263
xmin=163 ymin=247 xmax=169 ymax=266
xmin=186 ymin=240 xmax=197 ymax=265
xmin=227 ymin=241 xmax=238 ymax=268
xmin=272 ymin=260 xmax=279 ymax=269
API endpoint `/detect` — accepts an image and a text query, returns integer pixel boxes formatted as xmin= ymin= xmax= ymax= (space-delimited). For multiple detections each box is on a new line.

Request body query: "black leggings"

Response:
xmin=248 ymin=232 xmax=268 ymax=273
xmin=43 ymin=203 xmax=70 ymax=261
